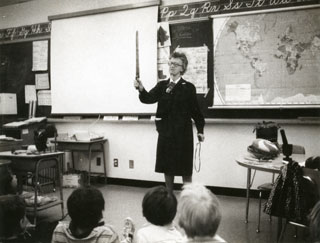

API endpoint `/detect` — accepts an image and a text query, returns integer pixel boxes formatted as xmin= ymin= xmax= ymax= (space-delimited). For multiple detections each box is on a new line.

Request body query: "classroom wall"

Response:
xmin=51 ymin=119 xmax=320 ymax=189
xmin=1 ymin=0 xmax=320 ymax=189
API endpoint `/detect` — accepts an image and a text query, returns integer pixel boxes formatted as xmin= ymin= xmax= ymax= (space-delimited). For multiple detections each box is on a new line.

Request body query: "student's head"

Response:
xmin=0 ymin=195 xmax=27 ymax=238
xmin=142 ymin=185 xmax=177 ymax=226
xmin=169 ymin=52 xmax=188 ymax=75
xmin=178 ymin=183 xmax=221 ymax=239
xmin=67 ymin=186 xmax=105 ymax=229
xmin=310 ymin=200 xmax=320 ymax=242
xmin=305 ymin=156 xmax=320 ymax=170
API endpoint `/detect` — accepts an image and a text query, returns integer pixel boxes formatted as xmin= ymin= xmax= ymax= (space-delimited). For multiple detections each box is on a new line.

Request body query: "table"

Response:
xmin=237 ymin=153 xmax=306 ymax=241
xmin=0 ymin=151 xmax=65 ymax=225
xmin=52 ymin=138 xmax=108 ymax=185
xmin=236 ymin=153 xmax=306 ymax=223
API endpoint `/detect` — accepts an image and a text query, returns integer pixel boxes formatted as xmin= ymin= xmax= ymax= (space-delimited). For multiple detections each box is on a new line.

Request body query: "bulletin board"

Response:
xmin=169 ymin=20 xmax=214 ymax=110
xmin=0 ymin=41 xmax=51 ymax=124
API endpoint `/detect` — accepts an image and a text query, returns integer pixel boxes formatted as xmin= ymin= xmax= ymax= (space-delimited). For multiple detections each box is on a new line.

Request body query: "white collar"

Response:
xmin=170 ymin=77 xmax=181 ymax=84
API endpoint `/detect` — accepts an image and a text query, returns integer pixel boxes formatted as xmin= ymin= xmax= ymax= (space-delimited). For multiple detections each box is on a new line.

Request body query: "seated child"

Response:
xmin=52 ymin=186 xmax=119 ymax=243
xmin=309 ymin=197 xmax=320 ymax=242
xmin=178 ymin=183 xmax=226 ymax=242
xmin=136 ymin=185 xmax=183 ymax=243
xmin=0 ymin=163 xmax=15 ymax=195
xmin=0 ymin=195 xmax=34 ymax=242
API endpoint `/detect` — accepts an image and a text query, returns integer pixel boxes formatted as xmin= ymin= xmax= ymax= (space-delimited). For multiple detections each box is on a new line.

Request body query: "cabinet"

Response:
xmin=2 ymin=122 xmax=45 ymax=145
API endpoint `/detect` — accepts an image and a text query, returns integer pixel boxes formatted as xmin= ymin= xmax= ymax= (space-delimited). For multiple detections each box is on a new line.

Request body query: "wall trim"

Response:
xmin=93 ymin=176 xmax=262 ymax=199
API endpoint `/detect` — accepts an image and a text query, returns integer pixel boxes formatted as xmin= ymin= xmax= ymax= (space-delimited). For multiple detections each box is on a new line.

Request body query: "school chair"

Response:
xmin=278 ymin=167 xmax=320 ymax=242
xmin=256 ymin=144 xmax=305 ymax=233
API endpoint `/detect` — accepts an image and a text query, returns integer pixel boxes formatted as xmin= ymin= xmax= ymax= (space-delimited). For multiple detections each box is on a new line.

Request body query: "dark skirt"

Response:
xmin=155 ymin=132 xmax=194 ymax=176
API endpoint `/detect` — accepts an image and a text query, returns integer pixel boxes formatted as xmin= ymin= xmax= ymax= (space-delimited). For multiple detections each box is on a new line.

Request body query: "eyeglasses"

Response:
xmin=168 ymin=61 xmax=183 ymax=67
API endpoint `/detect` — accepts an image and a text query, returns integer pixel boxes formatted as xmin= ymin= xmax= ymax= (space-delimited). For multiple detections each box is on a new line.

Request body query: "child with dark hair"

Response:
xmin=52 ymin=186 xmax=119 ymax=243
xmin=136 ymin=185 xmax=183 ymax=243
xmin=305 ymin=156 xmax=320 ymax=170
xmin=309 ymin=200 xmax=320 ymax=243
xmin=0 ymin=195 xmax=33 ymax=242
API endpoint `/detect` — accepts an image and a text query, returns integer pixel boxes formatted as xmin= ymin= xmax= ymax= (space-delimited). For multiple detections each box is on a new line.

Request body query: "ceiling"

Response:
xmin=0 ymin=0 xmax=34 ymax=8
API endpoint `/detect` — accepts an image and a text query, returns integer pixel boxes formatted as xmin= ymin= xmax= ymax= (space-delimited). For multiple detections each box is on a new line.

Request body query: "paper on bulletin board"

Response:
xmin=157 ymin=47 xmax=170 ymax=81
xmin=25 ymin=85 xmax=37 ymax=104
xmin=35 ymin=73 xmax=50 ymax=89
xmin=32 ymin=40 xmax=48 ymax=71
xmin=158 ymin=46 xmax=170 ymax=64
xmin=157 ymin=22 xmax=171 ymax=48
xmin=176 ymin=46 xmax=208 ymax=94
xmin=0 ymin=93 xmax=17 ymax=114
xmin=37 ymin=90 xmax=51 ymax=106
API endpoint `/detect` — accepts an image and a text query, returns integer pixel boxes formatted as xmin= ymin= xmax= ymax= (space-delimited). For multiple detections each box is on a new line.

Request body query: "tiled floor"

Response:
xmin=36 ymin=184 xmax=311 ymax=243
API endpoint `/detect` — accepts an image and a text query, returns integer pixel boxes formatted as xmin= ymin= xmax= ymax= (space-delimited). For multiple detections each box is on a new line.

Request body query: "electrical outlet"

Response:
xmin=113 ymin=158 xmax=118 ymax=167
xmin=129 ymin=160 xmax=134 ymax=169
xmin=96 ymin=157 xmax=101 ymax=166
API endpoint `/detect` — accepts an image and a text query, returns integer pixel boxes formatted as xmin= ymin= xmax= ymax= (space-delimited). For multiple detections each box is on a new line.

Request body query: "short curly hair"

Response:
xmin=67 ymin=186 xmax=105 ymax=229
xmin=178 ymin=183 xmax=221 ymax=238
xmin=170 ymin=52 xmax=188 ymax=75
xmin=142 ymin=186 xmax=177 ymax=226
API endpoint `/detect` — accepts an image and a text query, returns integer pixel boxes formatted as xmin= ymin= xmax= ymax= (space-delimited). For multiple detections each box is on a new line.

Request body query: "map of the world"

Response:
xmin=213 ymin=7 xmax=320 ymax=106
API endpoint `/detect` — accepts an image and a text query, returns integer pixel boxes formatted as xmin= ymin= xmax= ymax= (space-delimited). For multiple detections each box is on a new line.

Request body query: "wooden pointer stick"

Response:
xmin=135 ymin=30 xmax=142 ymax=90
xmin=136 ymin=30 xmax=140 ymax=80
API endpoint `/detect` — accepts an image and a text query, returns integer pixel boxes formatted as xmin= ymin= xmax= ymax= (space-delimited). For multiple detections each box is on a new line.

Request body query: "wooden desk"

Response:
xmin=52 ymin=138 xmax=108 ymax=185
xmin=0 ymin=151 xmax=65 ymax=225
xmin=236 ymin=153 xmax=305 ymax=223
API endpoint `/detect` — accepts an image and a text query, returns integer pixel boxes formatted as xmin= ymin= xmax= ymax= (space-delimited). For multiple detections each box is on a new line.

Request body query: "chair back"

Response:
xmin=292 ymin=145 xmax=306 ymax=155
xmin=302 ymin=168 xmax=320 ymax=202
xmin=279 ymin=144 xmax=305 ymax=156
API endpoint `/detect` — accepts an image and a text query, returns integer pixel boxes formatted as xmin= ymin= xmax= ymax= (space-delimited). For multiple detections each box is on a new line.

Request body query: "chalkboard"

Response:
xmin=0 ymin=41 xmax=51 ymax=124
xmin=50 ymin=5 xmax=158 ymax=115
xmin=170 ymin=20 xmax=214 ymax=110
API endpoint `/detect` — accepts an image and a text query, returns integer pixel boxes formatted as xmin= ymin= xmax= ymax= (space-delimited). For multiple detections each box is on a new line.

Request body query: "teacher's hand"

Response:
xmin=134 ymin=78 xmax=144 ymax=92
xmin=197 ymin=133 xmax=205 ymax=142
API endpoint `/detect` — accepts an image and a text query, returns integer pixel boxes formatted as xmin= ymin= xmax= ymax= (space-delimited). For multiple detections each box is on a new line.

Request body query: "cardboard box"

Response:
xmin=62 ymin=174 xmax=80 ymax=188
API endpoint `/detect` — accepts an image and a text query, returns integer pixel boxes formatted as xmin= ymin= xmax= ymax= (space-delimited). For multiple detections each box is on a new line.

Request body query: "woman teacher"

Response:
xmin=134 ymin=52 xmax=205 ymax=193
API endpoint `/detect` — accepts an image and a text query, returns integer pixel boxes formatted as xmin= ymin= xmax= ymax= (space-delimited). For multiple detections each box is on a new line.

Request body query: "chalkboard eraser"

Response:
xmin=122 ymin=116 xmax=139 ymax=121
xmin=63 ymin=116 xmax=81 ymax=120
xmin=103 ymin=116 xmax=119 ymax=121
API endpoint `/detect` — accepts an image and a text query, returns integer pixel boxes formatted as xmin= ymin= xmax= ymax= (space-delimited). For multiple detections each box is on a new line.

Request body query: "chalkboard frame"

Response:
xmin=206 ymin=5 xmax=320 ymax=119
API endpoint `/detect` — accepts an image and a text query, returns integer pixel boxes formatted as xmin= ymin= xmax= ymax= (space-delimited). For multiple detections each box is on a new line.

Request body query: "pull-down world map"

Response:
xmin=213 ymin=8 xmax=320 ymax=106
